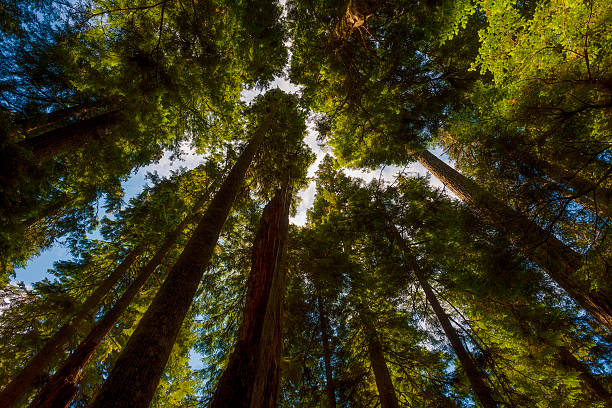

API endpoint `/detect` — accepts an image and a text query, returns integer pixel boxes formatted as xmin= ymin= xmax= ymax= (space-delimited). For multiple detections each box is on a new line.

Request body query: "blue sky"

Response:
xmin=11 ymin=76 xmax=454 ymax=371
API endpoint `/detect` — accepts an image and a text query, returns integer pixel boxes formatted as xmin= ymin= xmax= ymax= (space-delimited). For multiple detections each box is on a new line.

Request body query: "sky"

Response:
xmin=13 ymin=75 xmax=453 ymax=286
xmin=10 ymin=74 xmax=456 ymax=371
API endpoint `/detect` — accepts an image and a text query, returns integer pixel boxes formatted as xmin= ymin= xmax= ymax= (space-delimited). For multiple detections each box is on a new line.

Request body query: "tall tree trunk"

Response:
xmin=0 ymin=245 xmax=143 ymax=408
xmin=391 ymin=225 xmax=498 ymax=407
xmin=317 ymin=296 xmax=337 ymax=408
xmin=557 ymin=346 xmax=612 ymax=402
xmin=18 ymin=110 xmax=122 ymax=161
xmin=87 ymin=126 xmax=269 ymax=408
xmin=360 ymin=312 xmax=399 ymax=408
xmin=210 ymin=185 xmax=291 ymax=408
xmin=417 ymin=272 xmax=498 ymax=408
xmin=412 ymin=149 xmax=612 ymax=331
xmin=12 ymin=103 xmax=105 ymax=138
xmin=27 ymin=198 xmax=207 ymax=408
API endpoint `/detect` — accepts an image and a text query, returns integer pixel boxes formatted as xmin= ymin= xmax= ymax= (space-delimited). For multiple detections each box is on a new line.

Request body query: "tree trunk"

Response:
xmin=508 ymin=145 xmax=612 ymax=219
xmin=360 ymin=313 xmax=399 ymax=408
xmin=210 ymin=185 xmax=291 ymax=408
xmin=390 ymin=225 xmax=498 ymax=407
xmin=412 ymin=149 xmax=612 ymax=331
xmin=417 ymin=273 xmax=498 ymax=408
xmin=0 ymin=245 xmax=143 ymax=408
xmin=12 ymin=103 xmax=105 ymax=138
xmin=318 ymin=296 xmax=337 ymax=408
xmin=557 ymin=346 xmax=612 ymax=402
xmin=87 ymin=126 xmax=268 ymax=408
xmin=18 ymin=110 xmax=122 ymax=161
xmin=27 ymin=199 xmax=206 ymax=408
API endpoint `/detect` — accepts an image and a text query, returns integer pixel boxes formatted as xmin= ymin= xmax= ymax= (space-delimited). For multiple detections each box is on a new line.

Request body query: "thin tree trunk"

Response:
xmin=360 ymin=312 xmax=399 ymax=408
xmin=413 ymin=149 xmax=612 ymax=331
xmin=18 ymin=110 xmax=122 ymax=161
xmin=87 ymin=125 xmax=269 ymax=408
xmin=317 ymin=296 xmax=337 ymax=408
xmin=390 ymin=225 xmax=498 ymax=407
xmin=27 ymin=198 xmax=207 ymax=408
xmin=557 ymin=346 xmax=611 ymax=402
xmin=210 ymin=185 xmax=291 ymax=408
xmin=0 ymin=246 xmax=143 ymax=408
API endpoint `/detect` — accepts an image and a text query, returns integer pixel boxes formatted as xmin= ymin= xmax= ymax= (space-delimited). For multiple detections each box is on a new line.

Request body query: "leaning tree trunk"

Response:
xmin=412 ymin=149 xmax=612 ymax=331
xmin=505 ymin=144 xmax=612 ymax=219
xmin=360 ymin=312 xmax=399 ymax=408
xmin=557 ymin=346 xmax=612 ymax=401
xmin=87 ymin=125 xmax=269 ymax=408
xmin=391 ymin=226 xmax=498 ymax=407
xmin=12 ymin=103 xmax=105 ymax=138
xmin=27 ymin=198 xmax=207 ymax=408
xmin=210 ymin=185 xmax=291 ymax=408
xmin=318 ymin=296 xmax=337 ymax=408
xmin=417 ymin=272 xmax=499 ymax=408
xmin=0 ymin=245 xmax=144 ymax=408
xmin=18 ymin=110 xmax=122 ymax=161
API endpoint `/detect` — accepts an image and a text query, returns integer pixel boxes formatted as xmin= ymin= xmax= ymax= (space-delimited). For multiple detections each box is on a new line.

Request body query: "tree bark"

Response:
xmin=318 ymin=296 xmax=337 ymax=408
xmin=557 ymin=346 xmax=612 ymax=402
xmin=87 ymin=125 xmax=269 ymax=408
xmin=210 ymin=185 xmax=291 ymax=408
xmin=18 ymin=110 xmax=122 ymax=162
xmin=360 ymin=312 xmax=399 ymax=408
xmin=0 ymin=245 xmax=143 ymax=408
xmin=12 ymin=103 xmax=104 ymax=138
xmin=412 ymin=149 xmax=612 ymax=331
xmin=390 ymin=226 xmax=498 ymax=407
xmin=27 ymin=199 xmax=206 ymax=408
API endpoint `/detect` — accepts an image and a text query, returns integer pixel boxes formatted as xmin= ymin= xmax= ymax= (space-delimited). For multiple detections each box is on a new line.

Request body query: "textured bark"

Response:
xmin=557 ymin=346 xmax=612 ymax=402
xmin=360 ymin=313 xmax=399 ymax=408
xmin=87 ymin=127 xmax=267 ymax=408
xmin=18 ymin=110 xmax=122 ymax=161
xmin=413 ymin=149 xmax=612 ymax=331
xmin=318 ymin=296 xmax=337 ymax=408
xmin=27 ymin=199 xmax=206 ymax=408
xmin=210 ymin=186 xmax=291 ymax=408
xmin=0 ymin=246 xmax=143 ymax=408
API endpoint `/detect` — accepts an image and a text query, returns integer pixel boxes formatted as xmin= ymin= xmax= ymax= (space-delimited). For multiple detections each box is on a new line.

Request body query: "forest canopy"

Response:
xmin=0 ymin=0 xmax=610 ymax=407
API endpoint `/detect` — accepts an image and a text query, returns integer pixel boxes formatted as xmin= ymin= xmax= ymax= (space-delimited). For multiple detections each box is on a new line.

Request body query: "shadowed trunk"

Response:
xmin=318 ymin=296 xmax=337 ymax=408
xmin=0 ymin=245 xmax=144 ymax=408
xmin=12 ymin=103 xmax=105 ymax=138
xmin=497 ymin=141 xmax=612 ymax=218
xmin=417 ymin=274 xmax=498 ymax=408
xmin=87 ymin=124 xmax=268 ymax=408
xmin=413 ymin=149 xmax=612 ymax=331
xmin=557 ymin=346 xmax=611 ymax=401
xmin=391 ymin=225 xmax=498 ymax=407
xmin=27 ymin=198 xmax=207 ymax=408
xmin=18 ymin=110 xmax=122 ymax=161
xmin=360 ymin=311 xmax=399 ymax=408
xmin=210 ymin=185 xmax=291 ymax=408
